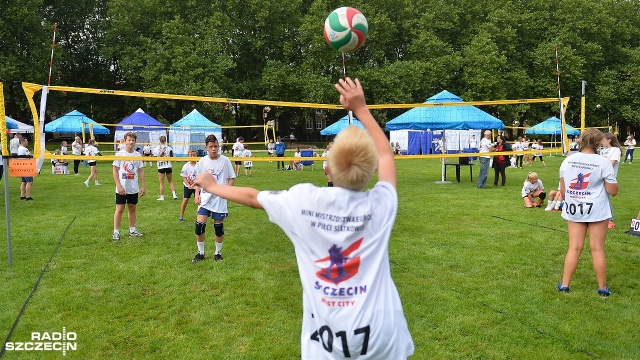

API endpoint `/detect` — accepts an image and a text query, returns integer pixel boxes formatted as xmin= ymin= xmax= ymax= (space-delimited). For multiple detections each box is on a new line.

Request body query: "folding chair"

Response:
xmin=300 ymin=150 xmax=315 ymax=171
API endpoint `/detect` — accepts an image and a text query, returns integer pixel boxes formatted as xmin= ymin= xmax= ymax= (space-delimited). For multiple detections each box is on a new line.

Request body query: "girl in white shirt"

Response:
xmin=599 ymin=133 xmax=622 ymax=228
xmin=521 ymin=172 xmax=545 ymax=208
xmin=557 ymin=128 xmax=618 ymax=297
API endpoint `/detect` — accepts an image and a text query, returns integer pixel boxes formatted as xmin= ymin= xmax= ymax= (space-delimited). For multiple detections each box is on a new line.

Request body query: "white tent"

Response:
xmin=7 ymin=117 xmax=34 ymax=133
xmin=168 ymin=109 xmax=222 ymax=156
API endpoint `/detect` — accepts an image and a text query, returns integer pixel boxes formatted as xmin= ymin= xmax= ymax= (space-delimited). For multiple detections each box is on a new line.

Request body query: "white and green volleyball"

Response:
xmin=323 ymin=7 xmax=368 ymax=53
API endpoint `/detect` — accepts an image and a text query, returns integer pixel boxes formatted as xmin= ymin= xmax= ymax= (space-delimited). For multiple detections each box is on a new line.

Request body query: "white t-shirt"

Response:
xmin=154 ymin=145 xmax=173 ymax=169
xmin=322 ymin=150 xmax=330 ymax=170
xmin=624 ymin=138 xmax=636 ymax=149
xmin=521 ymin=179 xmax=544 ymax=198
xmin=233 ymin=141 xmax=244 ymax=157
xmin=242 ymin=149 xmax=252 ymax=167
xmin=112 ymin=150 xmax=144 ymax=194
xmin=17 ymin=145 xmax=30 ymax=157
xmin=256 ymin=182 xmax=414 ymax=359
xmin=469 ymin=139 xmax=478 ymax=148
xmin=84 ymin=145 xmax=99 ymax=158
xmin=267 ymin=142 xmax=275 ymax=153
xmin=599 ymin=146 xmax=621 ymax=178
xmin=60 ymin=146 xmax=68 ymax=155
xmin=513 ymin=141 xmax=522 ymax=152
xmin=531 ymin=143 xmax=542 ymax=156
xmin=142 ymin=145 xmax=152 ymax=156
xmin=72 ymin=141 xmax=83 ymax=155
xmin=10 ymin=137 xmax=20 ymax=154
xmin=560 ymin=152 xmax=617 ymax=222
xmin=195 ymin=155 xmax=235 ymax=213
xmin=479 ymin=138 xmax=492 ymax=159
xmin=180 ymin=162 xmax=198 ymax=188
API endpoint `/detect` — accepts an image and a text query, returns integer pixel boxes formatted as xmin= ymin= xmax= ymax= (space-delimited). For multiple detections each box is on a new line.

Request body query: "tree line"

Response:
xmin=1 ymin=0 xmax=639 ymax=138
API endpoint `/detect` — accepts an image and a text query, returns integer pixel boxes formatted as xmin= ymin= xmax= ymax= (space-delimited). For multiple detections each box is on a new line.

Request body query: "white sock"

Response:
xmin=545 ymin=201 xmax=555 ymax=210
xmin=215 ymin=242 xmax=223 ymax=254
xmin=554 ymin=201 xmax=561 ymax=210
xmin=114 ymin=229 xmax=119 ymax=235
xmin=172 ymin=191 xmax=177 ymax=197
xmin=197 ymin=241 xmax=205 ymax=255
xmin=129 ymin=227 xmax=136 ymax=233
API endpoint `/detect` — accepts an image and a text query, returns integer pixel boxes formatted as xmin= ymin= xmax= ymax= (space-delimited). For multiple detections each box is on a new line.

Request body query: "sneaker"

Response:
xmin=608 ymin=221 xmax=616 ymax=229
xmin=192 ymin=253 xmax=205 ymax=263
xmin=597 ymin=287 xmax=611 ymax=297
xmin=95 ymin=182 xmax=101 ymax=186
xmin=557 ymin=283 xmax=570 ymax=293
xmin=157 ymin=196 xmax=164 ymax=201
xmin=25 ymin=197 xmax=33 ymax=201
xmin=178 ymin=217 xmax=184 ymax=222
xmin=112 ymin=232 xmax=120 ymax=241
xmin=173 ymin=195 xmax=178 ymax=200
xmin=20 ymin=196 xmax=26 ymax=200
xmin=129 ymin=230 xmax=144 ymax=237
xmin=74 ymin=173 xmax=80 ymax=176
xmin=83 ymin=180 xmax=89 ymax=187
xmin=214 ymin=253 xmax=223 ymax=261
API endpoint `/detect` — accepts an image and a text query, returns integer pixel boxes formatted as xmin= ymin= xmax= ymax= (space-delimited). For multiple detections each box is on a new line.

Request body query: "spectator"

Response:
xmin=9 ymin=133 xmax=20 ymax=156
xmin=17 ymin=137 xmax=34 ymax=200
xmin=492 ymin=135 xmax=510 ymax=186
xmin=322 ymin=142 xmax=333 ymax=187
xmin=477 ymin=130 xmax=494 ymax=189
xmin=71 ymin=136 xmax=83 ymax=175
xmin=275 ymin=136 xmax=286 ymax=170
xmin=599 ymin=133 xmax=621 ymax=229
xmin=623 ymin=134 xmax=635 ymax=163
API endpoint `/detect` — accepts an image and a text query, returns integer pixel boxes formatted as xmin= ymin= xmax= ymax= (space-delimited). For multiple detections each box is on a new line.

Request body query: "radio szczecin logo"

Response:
xmin=4 ymin=328 xmax=77 ymax=355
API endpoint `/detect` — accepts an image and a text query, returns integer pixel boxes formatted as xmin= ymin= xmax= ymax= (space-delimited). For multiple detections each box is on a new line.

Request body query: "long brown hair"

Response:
xmin=578 ymin=128 xmax=604 ymax=152
xmin=604 ymin=133 xmax=620 ymax=148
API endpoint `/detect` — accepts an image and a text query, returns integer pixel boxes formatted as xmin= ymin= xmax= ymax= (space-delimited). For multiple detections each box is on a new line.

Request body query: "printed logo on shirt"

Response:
xmin=315 ymin=238 xmax=362 ymax=285
xmin=121 ymin=161 xmax=136 ymax=180
xmin=568 ymin=172 xmax=591 ymax=190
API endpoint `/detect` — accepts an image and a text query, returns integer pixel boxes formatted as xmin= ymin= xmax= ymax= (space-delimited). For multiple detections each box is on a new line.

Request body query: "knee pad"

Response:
xmin=214 ymin=222 xmax=224 ymax=237
xmin=195 ymin=221 xmax=207 ymax=235
xmin=539 ymin=192 xmax=546 ymax=200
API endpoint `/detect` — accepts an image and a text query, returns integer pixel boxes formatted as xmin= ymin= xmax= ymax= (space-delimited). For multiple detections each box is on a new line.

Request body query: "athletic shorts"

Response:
xmin=234 ymin=161 xmax=242 ymax=165
xmin=21 ymin=177 xmax=34 ymax=183
xmin=157 ymin=167 xmax=172 ymax=174
xmin=196 ymin=208 xmax=227 ymax=220
xmin=533 ymin=155 xmax=543 ymax=161
xmin=183 ymin=186 xmax=196 ymax=199
xmin=116 ymin=193 xmax=139 ymax=205
xmin=88 ymin=161 xmax=97 ymax=167
xmin=268 ymin=150 xmax=273 ymax=155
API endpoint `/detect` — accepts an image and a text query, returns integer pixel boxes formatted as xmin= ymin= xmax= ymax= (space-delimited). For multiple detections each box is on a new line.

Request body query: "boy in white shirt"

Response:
xmin=232 ymin=137 xmax=245 ymax=175
xmin=194 ymin=77 xmax=414 ymax=359
xmin=242 ymin=145 xmax=253 ymax=178
xmin=178 ymin=149 xmax=199 ymax=222
xmin=192 ymin=135 xmax=236 ymax=262
xmin=112 ymin=132 xmax=146 ymax=241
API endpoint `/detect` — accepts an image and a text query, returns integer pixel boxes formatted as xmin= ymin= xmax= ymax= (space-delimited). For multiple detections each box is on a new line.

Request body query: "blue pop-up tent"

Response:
xmin=525 ymin=117 xmax=580 ymax=136
xmin=5 ymin=116 xmax=18 ymax=130
xmin=320 ymin=115 xmax=364 ymax=136
xmin=114 ymin=108 xmax=166 ymax=148
xmin=385 ymin=91 xmax=505 ymax=131
xmin=168 ymin=109 xmax=222 ymax=156
xmin=44 ymin=110 xmax=110 ymax=134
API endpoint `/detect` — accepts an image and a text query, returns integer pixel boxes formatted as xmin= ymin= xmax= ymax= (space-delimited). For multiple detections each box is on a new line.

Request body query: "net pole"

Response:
xmin=555 ymin=45 xmax=568 ymax=154
xmin=47 ymin=23 xmax=57 ymax=86
xmin=342 ymin=52 xmax=353 ymax=125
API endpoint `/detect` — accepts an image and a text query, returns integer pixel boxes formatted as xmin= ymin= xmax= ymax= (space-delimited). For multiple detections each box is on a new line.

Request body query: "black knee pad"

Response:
xmin=195 ymin=221 xmax=206 ymax=235
xmin=539 ymin=192 xmax=546 ymax=200
xmin=214 ymin=222 xmax=224 ymax=237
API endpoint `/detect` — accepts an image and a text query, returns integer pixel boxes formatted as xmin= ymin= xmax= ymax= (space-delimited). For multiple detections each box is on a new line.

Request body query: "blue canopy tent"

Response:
xmin=386 ymin=91 xmax=505 ymax=155
xmin=44 ymin=110 xmax=110 ymax=135
xmin=5 ymin=116 xmax=18 ymax=130
xmin=386 ymin=91 xmax=506 ymax=131
xmin=320 ymin=115 xmax=364 ymax=136
xmin=115 ymin=108 xmax=167 ymax=149
xmin=525 ymin=117 xmax=580 ymax=136
xmin=168 ymin=109 xmax=222 ymax=156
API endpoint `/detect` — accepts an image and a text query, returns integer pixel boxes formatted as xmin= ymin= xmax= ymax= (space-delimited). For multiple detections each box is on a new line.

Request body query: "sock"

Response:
xmin=129 ymin=227 xmax=136 ymax=233
xmin=215 ymin=242 xmax=223 ymax=255
xmin=114 ymin=229 xmax=119 ymax=235
xmin=554 ymin=201 xmax=561 ymax=210
xmin=545 ymin=201 xmax=555 ymax=210
xmin=172 ymin=191 xmax=177 ymax=197
xmin=197 ymin=241 xmax=205 ymax=255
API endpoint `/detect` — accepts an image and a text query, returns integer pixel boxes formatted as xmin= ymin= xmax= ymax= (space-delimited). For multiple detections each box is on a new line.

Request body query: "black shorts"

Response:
xmin=116 ymin=193 xmax=139 ymax=205
xmin=88 ymin=161 xmax=97 ymax=167
xmin=533 ymin=155 xmax=543 ymax=161
xmin=235 ymin=161 xmax=242 ymax=165
xmin=183 ymin=186 xmax=196 ymax=199
xmin=157 ymin=167 xmax=172 ymax=174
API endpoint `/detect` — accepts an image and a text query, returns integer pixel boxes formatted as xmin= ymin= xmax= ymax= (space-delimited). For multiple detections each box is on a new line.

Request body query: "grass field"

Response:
xmin=1 ymin=151 xmax=639 ymax=359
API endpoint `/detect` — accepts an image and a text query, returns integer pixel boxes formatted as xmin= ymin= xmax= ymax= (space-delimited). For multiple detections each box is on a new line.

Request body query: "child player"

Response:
xmin=178 ymin=149 xmax=199 ymax=222
xmin=242 ymin=144 xmax=253 ymax=178
xmin=112 ymin=132 xmax=146 ymax=241
xmin=192 ymin=135 xmax=236 ymax=262
xmin=194 ymin=77 xmax=414 ymax=359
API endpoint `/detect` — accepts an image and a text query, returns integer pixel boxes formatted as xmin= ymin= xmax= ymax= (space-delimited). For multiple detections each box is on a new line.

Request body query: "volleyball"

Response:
xmin=323 ymin=7 xmax=368 ymax=53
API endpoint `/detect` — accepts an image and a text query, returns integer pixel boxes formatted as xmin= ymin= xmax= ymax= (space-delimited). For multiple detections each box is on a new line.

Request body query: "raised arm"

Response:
xmin=194 ymin=173 xmax=263 ymax=209
xmin=335 ymin=77 xmax=396 ymax=188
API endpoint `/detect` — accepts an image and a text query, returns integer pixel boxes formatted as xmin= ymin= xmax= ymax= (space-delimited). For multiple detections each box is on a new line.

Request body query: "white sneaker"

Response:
xmin=112 ymin=232 xmax=120 ymax=241
xmin=173 ymin=195 xmax=178 ymax=200
xmin=157 ymin=196 xmax=164 ymax=201
xmin=95 ymin=182 xmax=101 ymax=186
xmin=83 ymin=180 xmax=89 ymax=187
xmin=129 ymin=230 xmax=144 ymax=237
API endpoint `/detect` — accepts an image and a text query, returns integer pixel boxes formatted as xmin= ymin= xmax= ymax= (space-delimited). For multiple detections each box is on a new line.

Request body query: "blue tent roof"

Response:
xmin=44 ymin=110 xmax=110 ymax=134
xmin=116 ymin=108 xmax=165 ymax=131
xmin=6 ymin=116 xmax=18 ymax=130
xmin=525 ymin=117 xmax=580 ymax=136
xmin=385 ymin=91 xmax=505 ymax=131
xmin=170 ymin=109 xmax=221 ymax=132
xmin=320 ymin=115 xmax=364 ymax=136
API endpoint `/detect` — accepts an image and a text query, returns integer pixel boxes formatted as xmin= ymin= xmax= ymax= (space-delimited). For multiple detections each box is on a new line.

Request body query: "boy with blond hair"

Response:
xmin=194 ymin=77 xmax=414 ymax=359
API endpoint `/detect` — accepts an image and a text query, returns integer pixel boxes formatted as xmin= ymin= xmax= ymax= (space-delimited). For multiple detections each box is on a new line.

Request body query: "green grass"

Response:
xmin=1 ymin=153 xmax=639 ymax=359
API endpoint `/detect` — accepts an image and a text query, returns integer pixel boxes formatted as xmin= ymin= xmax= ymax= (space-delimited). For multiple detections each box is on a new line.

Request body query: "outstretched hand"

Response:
xmin=335 ymin=77 xmax=367 ymax=113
